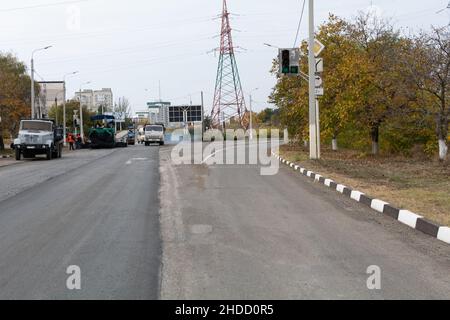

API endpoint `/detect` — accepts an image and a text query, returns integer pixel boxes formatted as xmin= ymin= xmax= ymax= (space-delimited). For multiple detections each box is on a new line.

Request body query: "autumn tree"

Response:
xmin=316 ymin=15 xmax=357 ymax=151
xmin=0 ymin=53 xmax=34 ymax=150
xmin=347 ymin=12 xmax=417 ymax=155
xmin=48 ymin=100 xmax=95 ymax=135
xmin=269 ymin=56 xmax=309 ymax=141
xmin=405 ymin=27 xmax=450 ymax=161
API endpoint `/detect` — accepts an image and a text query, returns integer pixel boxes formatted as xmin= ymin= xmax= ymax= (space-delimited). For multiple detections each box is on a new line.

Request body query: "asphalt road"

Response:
xmin=1 ymin=141 xmax=449 ymax=300
xmin=0 ymin=145 xmax=161 ymax=299
xmin=159 ymin=143 xmax=450 ymax=300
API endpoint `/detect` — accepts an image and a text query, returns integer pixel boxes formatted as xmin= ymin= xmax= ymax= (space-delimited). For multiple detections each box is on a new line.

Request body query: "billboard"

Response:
xmin=169 ymin=105 xmax=202 ymax=123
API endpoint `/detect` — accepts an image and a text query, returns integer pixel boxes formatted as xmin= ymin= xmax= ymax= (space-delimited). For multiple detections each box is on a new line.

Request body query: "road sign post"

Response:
xmin=308 ymin=0 xmax=319 ymax=159
xmin=313 ymin=48 xmax=324 ymax=159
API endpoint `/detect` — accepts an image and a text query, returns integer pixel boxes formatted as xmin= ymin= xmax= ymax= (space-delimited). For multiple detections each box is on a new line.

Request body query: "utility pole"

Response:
xmin=249 ymin=88 xmax=258 ymax=141
xmin=201 ymin=91 xmax=205 ymax=141
xmin=211 ymin=0 xmax=247 ymax=129
xmin=63 ymin=81 xmax=66 ymax=144
xmin=63 ymin=71 xmax=78 ymax=146
xmin=31 ymin=58 xmax=35 ymax=119
xmin=55 ymin=97 xmax=58 ymax=125
xmin=79 ymin=81 xmax=91 ymax=141
xmin=249 ymin=94 xmax=253 ymax=140
xmin=31 ymin=46 xmax=52 ymax=119
xmin=308 ymin=0 xmax=319 ymax=159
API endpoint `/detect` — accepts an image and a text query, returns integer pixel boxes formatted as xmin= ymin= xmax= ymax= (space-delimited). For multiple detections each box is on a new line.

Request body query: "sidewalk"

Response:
xmin=0 ymin=158 xmax=22 ymax=168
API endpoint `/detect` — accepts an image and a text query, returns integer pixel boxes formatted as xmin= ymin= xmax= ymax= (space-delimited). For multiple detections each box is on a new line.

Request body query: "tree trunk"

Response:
xmin=0 ymin=106 xmax=3 ymax=150
xmin=332 ymin=133 xmax=338 ymax=151
xmin=371 ymin=124 xmax=379 ymax=155
xmin=0 ymin=120 xmax=4 ymax=151
xmin=436 ymin=114 xmax=448 ymax=161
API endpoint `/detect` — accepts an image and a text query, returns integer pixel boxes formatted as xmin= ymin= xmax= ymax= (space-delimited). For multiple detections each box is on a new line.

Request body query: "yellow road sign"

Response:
xmin=313 ymin=39 xmax=325 ymax=57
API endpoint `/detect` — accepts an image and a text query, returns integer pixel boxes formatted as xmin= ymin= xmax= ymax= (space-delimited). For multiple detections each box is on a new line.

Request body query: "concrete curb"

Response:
xmin=1 ymin=155 xmax=12 ymax=159
xmin=272 ymin=152 xmax=450 ymax=245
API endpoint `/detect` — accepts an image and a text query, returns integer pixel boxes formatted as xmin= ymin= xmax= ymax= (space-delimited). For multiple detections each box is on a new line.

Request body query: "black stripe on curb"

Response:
xmin=360 ymin=195 xmax=373 ymax=207
xmin=343 ymin=188 xmax=352 ymax=197
xmin=416 ymin=219 xmax=440 ymax=238
xmin=383 ymin=205 xmax=400 ymax=220
xmin=274 ymin=153 xmax=449 ymax=245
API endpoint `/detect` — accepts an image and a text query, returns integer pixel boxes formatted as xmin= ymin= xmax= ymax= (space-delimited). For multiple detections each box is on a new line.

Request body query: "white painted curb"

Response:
xmin=398 ymin=210 xmax=423 ymax=229
xmin=437 ymin=227 xmax=450 ymax=244
xmin=371 ymin=199 xmax=389 ymax=213
xmin=350 ymin=191 xmax=364 ymax=202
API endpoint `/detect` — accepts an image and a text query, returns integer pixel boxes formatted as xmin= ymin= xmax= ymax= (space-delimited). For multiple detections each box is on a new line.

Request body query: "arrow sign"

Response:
xmin=313 ymin=39 xmax=325 ymax=57
xmin=315 ymin=75 xmax=323 ymax=88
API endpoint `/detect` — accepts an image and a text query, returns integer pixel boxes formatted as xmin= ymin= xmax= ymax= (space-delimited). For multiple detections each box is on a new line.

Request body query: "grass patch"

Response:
xmin=0 ymin=149 xmax=13 ymax=156
xmin=280 ymin=145 xmax=450 ymax=227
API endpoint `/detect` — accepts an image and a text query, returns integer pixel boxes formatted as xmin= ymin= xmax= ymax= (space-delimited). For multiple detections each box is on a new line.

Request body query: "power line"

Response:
xmin=0 ymin=0 xmax=91 ymax=13
xmin=293 ymin=0 xmax=307 ymax=48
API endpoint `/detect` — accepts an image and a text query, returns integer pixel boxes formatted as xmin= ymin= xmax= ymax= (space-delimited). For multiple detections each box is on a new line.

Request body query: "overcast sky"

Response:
xmin=1 ymin=0 xmax=450 ymax=114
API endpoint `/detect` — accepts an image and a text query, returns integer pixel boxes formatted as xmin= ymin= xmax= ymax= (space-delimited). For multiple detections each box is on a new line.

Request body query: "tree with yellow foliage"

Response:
xmin=0 ymin=53 xmax=34 ymax=150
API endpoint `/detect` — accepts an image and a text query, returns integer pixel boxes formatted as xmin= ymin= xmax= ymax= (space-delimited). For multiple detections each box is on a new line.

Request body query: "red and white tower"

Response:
xmin=211 ymin=0 xmax=247 ymax=129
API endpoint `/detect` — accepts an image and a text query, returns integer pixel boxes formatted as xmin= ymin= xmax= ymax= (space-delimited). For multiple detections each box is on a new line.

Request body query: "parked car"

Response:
xmin=127 ymin=129 xmax=136 ymax=145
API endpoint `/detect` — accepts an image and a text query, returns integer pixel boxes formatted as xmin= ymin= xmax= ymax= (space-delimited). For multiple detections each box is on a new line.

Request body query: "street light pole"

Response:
xmin=31 ymin=46 xmax=52 ymax=119
xmin=79 ymin=81 xmax=91 ymax=141
xmin=55 ymin=97 xmax=58 ymax=125
xmin=62 ymin=71 xmax=78 ymax=146
xmin=31 ymin=58 xmax=35 ymax=119
xmin=249 ymin=88 xmax=259 ymax=141
xmin=308 ymin=0 xmax=319 ymax=159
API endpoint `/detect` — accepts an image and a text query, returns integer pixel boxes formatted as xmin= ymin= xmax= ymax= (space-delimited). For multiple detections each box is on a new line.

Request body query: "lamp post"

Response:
xmin=61 ymin=71 xmax=79 ymax=146
xmin=31 ymin=46 xmax=52 ymax=119
xmin=78 ymin=81 xmax=91 ymax=141
xmin=249 ymin=88 xmax=259 ymax=141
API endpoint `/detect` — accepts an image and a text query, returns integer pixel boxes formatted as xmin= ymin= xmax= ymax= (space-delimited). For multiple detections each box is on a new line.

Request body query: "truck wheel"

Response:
xmin=58 ymin=145 xmax=62 ymax=158
xmin=46 ymin=149 xmax=52 ymax=160
xmin=15 ymin=148 xmax=21 ymax=161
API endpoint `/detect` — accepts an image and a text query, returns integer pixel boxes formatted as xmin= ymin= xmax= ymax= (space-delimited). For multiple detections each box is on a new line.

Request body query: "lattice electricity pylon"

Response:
xmin=211 ymin=0 xmax=247 ymax=129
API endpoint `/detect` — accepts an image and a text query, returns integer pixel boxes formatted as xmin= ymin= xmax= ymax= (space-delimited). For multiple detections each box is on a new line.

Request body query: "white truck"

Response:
xmin=13 ymin=119 xmax=64 ymax=160
xmin=144 ymin=124 xmax=165 ymax=146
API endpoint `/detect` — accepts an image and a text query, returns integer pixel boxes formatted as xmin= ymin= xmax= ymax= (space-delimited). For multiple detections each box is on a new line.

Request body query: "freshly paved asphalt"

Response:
xmin=0 ymin=145 xmax=161 ymax=299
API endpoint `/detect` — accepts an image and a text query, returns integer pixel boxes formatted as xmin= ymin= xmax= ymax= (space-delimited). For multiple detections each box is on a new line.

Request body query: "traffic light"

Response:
xmin=281 ymin=50 xmax=290 ymax=74
xmin=279 ymin=48 xmax=300 ymax=76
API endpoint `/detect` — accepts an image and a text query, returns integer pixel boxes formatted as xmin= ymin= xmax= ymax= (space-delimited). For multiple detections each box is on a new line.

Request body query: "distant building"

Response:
xmin=146 ymin=101 xmax=171 ymax=126
xmin=37 ymin=81 xmax=65 ymax=118
xmin=74 ymin=88 xmax=113 ymax=113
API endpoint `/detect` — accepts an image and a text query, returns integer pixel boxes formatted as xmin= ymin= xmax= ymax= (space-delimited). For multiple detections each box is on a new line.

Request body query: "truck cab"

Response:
xmin=144 ymin=124 xmax=165 ymax=146
xmin=13 ymin=119 xmax=63 ymax=160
